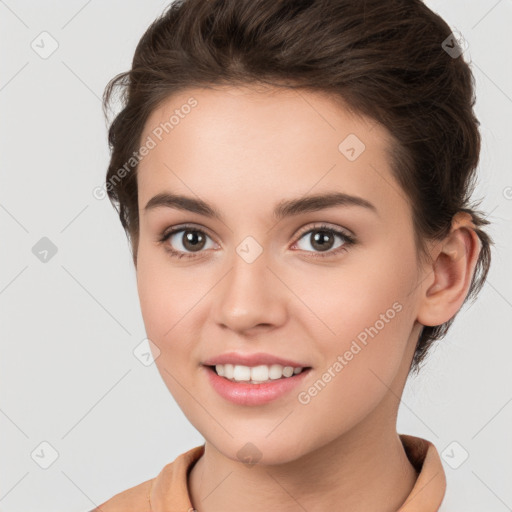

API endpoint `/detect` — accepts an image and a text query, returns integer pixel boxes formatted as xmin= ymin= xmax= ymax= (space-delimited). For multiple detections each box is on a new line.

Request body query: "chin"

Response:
xmin=208 ymin=434 xmax=312 ymax=467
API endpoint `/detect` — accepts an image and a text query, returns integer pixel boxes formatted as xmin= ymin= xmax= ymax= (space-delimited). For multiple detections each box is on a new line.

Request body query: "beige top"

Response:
xmin=93 ymin=434 xmax=446 ymax=511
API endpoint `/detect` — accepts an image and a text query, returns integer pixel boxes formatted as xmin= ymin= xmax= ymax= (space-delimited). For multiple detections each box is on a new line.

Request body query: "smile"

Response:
xmin=214 ymin=363 xmax=305 ymax=383
xmin=203 ymin=364 xmax=312 ymax=406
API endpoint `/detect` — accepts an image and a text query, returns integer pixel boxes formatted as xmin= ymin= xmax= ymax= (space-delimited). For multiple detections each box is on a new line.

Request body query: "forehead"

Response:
xmin=141 ymin=84 xmax=388 ymax=151
xmin=137 ymin=85 xmax=407 ymax=223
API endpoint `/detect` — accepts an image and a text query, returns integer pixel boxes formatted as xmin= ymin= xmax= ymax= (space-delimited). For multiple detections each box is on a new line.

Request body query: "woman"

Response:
xmin=95 ymin=0 xmax=492 ymax=510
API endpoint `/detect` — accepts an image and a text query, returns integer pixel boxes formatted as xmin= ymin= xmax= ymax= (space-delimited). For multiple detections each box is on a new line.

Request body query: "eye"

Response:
xmin=158 ymin=223 xmax=356 ymax=261
xmin=159 ymin=224 xmax=217 ymax=260
xmin=292 ymin=223 xmax=356 ymax=258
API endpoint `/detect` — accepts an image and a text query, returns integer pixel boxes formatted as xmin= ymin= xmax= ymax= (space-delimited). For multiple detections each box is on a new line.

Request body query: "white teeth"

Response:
xmin=250 ymin=365 xmax=269 ymax=381
xmin=233 ymin=365 xmax=251 ymax=381
xmin=269 ymin=364 xmax=283 ymax=379
xmin=224 ymin=364 xmax=234 ymax=379
xmin=282 ymin=366 xmax=294 ymax=377
xmin=214 ymin=363 xmax=305 ymax=383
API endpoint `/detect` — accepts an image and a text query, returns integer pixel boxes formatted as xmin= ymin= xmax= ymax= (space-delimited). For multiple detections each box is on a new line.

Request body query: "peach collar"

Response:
xmin=149 ymin=434 xmax=446 ymax=511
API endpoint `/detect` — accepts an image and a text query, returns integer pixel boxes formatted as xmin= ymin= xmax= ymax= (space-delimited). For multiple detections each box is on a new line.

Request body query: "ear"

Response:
xmin=417 ymin=212 xmax=481 ymax=327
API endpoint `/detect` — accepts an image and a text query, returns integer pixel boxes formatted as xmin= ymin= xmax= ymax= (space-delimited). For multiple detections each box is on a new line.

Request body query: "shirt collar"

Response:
xmin=150 ymin=434 xmax=446 ymax=511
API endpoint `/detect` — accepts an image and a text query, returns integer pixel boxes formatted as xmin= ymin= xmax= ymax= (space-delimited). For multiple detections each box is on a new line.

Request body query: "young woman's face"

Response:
xmin=135 ymin=85 xmax=427 ymax=464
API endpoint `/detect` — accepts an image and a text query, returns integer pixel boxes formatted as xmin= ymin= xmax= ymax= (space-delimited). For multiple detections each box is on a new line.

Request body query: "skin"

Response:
xmin=134 ymin=85 xmax=480 ymax=512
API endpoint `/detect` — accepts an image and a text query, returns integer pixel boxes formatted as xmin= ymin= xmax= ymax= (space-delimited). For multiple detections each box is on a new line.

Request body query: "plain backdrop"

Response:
xmin=0 ymin=1 xmax=511 ymax=511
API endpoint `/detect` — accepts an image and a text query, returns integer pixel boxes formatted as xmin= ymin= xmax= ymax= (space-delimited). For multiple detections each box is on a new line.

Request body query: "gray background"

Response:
xmin=1 ymin=1 xmax=511 ymax=510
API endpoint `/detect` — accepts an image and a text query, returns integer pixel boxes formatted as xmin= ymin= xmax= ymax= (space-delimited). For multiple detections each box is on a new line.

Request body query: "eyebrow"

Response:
xmin=143 ymin=191 xmax=378 ymax=221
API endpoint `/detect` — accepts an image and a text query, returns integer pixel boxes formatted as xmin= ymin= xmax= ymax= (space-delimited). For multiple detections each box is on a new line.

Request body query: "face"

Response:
xmin=135 ymin=85 xmax=426 ymax=465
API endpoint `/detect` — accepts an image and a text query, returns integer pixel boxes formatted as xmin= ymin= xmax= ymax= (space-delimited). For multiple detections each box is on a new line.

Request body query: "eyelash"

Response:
xmin=158 ymin=223 xmax=356 ymax=260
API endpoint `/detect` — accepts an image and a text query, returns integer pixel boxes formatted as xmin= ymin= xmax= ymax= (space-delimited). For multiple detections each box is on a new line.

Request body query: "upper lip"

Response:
xmin=202 ymin=352 xmax=310 ymax=368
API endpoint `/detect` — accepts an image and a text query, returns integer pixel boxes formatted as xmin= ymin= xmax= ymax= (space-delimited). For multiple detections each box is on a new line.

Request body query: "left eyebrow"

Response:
xmin=273 ymin=192 xmax=378 ymax=220
xmin=143 ymin=191 xmax=378 ymax=221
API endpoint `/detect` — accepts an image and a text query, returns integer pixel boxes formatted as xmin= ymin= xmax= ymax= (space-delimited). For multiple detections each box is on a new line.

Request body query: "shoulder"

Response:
xmin=89 ymin=445 xmax=205 ymax=512
xmin=91 ymin=478 xmax=154 ymax=512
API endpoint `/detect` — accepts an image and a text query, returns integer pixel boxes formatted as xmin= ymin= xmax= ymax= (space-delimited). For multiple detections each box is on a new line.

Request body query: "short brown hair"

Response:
xmin=103 ymin=0 xmax=493 ymax=375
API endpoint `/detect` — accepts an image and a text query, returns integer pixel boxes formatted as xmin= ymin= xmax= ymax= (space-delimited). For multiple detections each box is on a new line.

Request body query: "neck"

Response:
xmin=189 ymin=410 xmax=418 ymax=512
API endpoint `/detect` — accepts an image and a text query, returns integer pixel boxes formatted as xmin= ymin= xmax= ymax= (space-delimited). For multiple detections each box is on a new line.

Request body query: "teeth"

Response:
xmin=214 ymin=364 xmax=304 ymax=383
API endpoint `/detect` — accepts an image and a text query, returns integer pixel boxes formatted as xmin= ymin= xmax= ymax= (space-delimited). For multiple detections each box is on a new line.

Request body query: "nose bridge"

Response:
xmin=213 ymin=242 xmax=286 ymax=331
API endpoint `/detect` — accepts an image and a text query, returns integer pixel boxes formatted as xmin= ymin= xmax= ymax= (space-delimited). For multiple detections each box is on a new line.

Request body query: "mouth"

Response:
xmin=203 ymin=363 xmax=313 ymax=406
xmin=207 ymin=363 xmax=312 ymax=384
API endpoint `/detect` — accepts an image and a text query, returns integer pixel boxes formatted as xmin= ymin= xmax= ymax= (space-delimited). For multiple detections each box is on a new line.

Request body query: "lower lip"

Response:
xmin=203 ymin=365 xmax=311 ymax=406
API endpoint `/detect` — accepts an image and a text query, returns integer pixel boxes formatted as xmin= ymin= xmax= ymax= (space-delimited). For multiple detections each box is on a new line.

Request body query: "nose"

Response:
xmin=212 ymin=249 xmax=288 ymax=335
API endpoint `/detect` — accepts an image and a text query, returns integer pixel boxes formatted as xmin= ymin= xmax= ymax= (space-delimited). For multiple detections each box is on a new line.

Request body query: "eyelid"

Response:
xmin=160 ymin=223 xmax=218 ymax=243
xmin=293 ymin=222 xmax=354 ymax=240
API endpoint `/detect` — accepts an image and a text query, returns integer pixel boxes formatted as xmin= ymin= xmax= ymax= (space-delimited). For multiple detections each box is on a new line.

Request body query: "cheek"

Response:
xmin=136 ymin=252 xmax=201 ymax=402
xmin=292 ymin=284 xmax=415 ymax=441
xmin=136 ymin=260 xmax=170 ymax=340
xmin=307 ymin=246 xmax=418 ymax=386
xmin=136 ymin=246 xmax=195 ymax=339
xmin=135 ymin=245 xmax=211 ymax=388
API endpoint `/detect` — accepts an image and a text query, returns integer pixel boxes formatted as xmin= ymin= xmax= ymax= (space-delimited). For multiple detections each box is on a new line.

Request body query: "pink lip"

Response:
xmin=202 ymin=351 xmax=309 ymax=368
xmin=202 ymin=365 xmax=311 ymax=406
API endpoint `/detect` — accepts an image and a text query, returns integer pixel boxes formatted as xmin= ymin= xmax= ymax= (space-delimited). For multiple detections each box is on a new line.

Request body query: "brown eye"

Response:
xmin=309 ymin=230 xmax=336 ymax=252
xmin=180 ymin=229 xmax=207 ymax=252
xmin=294 ymin=224 xmax=356 ymax=258
xmin=160 ymin=226 xmax=216 ymax=259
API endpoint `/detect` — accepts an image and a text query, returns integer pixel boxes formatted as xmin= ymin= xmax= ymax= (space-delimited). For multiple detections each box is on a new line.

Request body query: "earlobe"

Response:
xmin=417 ymin=213 xmax=481 ymax=327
